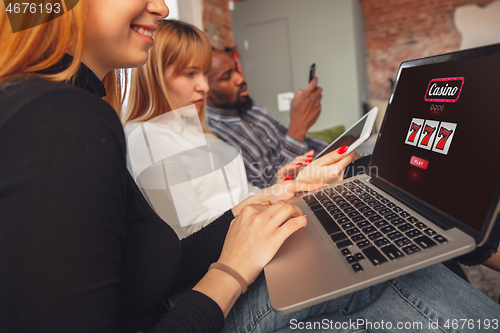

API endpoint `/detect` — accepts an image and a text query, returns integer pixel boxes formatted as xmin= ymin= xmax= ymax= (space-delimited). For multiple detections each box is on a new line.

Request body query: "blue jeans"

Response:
xmin=223 ymin=264 xmax=500 ymax=332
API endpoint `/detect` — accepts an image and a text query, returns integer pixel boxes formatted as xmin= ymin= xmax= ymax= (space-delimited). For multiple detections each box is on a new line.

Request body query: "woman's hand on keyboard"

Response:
xmin=220 ymin=201 xmax=307 ymax=286
xmin=232 ymin=181 xmax=323 ymax=216
xmin=257 ymin=181 xmax=324 ymax=203
xmin=194 ymin=201 xmax=306 ymax=317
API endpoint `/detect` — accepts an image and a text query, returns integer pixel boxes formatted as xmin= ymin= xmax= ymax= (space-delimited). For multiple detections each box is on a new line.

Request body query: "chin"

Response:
xmin=237 ymin=95 xmax=253 ymax=110
xmin=125 ymin=53 xmax=150 ymax=69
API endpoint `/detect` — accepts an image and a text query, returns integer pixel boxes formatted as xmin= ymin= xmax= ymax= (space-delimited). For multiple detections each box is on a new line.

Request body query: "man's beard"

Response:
xmin=236 ymin=95 xmax=254 ymax=111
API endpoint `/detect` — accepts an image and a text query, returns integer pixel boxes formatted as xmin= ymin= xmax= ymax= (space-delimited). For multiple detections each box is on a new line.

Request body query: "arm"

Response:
xmin=193 ymin=201 xmax=307 ymax=317
xmin=1 ymin=88 xmax=128 ymax=332
xmin=483 ymin=244 xmax=500 ymax=272
xmin=245 ymin=105 xmax=328 ymax=188
xmin=238 ymin=146 xmax=354 ymax=211
xmin=457 ymin=213 xmax=500 ymax=270
xmin=483 ymin=214 xmax=500 ymax=272
xmin=172 ymin=200 xmax=306 ymax=324
xmin=163 ymin=159 xmax=321 ymax=286
xmin=174 ymin=210 xmax=234 ymax=291
xmin=274 ymin=117 xmax=328 ymax=166
xmin=270 ymin=102 xmax=328 ymax=176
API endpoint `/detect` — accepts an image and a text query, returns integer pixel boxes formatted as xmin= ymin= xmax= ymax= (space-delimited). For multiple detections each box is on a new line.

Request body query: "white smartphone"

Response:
xmin=314 ymin=107 xmax=379 ymax=160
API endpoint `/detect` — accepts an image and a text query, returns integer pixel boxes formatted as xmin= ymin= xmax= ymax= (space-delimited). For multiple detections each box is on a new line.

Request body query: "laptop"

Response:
xmin=264 ymin=43 xmax=500 ymax=314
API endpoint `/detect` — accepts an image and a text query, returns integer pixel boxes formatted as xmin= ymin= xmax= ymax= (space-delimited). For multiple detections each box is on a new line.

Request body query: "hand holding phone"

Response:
xmin=309 ymin=63 xmax=316 ymax=83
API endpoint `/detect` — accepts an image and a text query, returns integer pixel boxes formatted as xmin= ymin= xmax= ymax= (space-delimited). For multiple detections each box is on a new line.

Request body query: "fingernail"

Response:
xmin=337 ymin=145 xmax=348 ymax=154
xmin=284 ymin=175 xmax=291 ymax=181
xmin=296 ymin=163 xmax=302 ymax=166
xmin=306 ymin=155 xmax=313 ymax=158
xmin=305 ymin=159 xmax=312 ymax=163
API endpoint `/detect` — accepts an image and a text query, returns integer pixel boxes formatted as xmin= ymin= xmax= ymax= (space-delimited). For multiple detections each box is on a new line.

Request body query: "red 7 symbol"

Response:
xmin=405 ymin=118 xmax=424 ymax=146
xmin=435 ymin=127 xmax=453 ymax=150
xmin=408 ymin=123 xmax=422 ymax=143
xmin=417 ymin=120 xmax=439 ymax=150
xmin=420 ymin=125 xmax=436 ymax=146
xmin=432 ymin=122 xmax=457 ymax=155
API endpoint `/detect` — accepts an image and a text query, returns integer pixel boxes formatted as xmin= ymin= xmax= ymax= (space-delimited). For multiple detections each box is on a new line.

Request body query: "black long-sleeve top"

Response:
xmin=0 ymin=60 xmax=231 ymax=332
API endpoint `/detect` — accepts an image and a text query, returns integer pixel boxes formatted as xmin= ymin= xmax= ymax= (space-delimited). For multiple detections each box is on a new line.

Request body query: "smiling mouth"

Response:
xmin=131 ymin=25 xmax=153 ymax=37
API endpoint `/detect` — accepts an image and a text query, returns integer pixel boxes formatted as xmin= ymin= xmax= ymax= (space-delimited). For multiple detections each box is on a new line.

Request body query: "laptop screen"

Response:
xmin=370 ymin=45 xmax=500 ymax=233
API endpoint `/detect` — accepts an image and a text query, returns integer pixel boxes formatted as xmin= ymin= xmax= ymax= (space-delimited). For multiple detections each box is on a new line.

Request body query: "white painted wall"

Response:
xmin=164 ymin=0 xmax=179 ymax=20
xmin=177 ymin=0 xmax=204 ymax=30
xmin=455 ymin=1 xmax=500 ymax=50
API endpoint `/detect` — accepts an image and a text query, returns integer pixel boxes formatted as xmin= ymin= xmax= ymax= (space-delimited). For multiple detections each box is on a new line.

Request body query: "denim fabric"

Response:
xmin=223 ymin=264 xmax=500 ymax=333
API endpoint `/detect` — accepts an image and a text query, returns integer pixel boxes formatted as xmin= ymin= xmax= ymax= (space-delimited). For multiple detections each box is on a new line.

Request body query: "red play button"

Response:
xmin=410 ymin=156 xmax=429 ymax=170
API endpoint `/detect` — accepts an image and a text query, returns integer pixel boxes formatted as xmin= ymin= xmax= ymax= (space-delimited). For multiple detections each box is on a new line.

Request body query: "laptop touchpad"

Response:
xmin=273 ymin=218 xmax=325 ymax=259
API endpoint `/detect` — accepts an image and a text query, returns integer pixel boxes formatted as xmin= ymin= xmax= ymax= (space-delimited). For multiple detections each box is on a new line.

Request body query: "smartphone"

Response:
xmin=314 ymin=107 xmax=379 ymax=160
xmin=309 ymin=63 xmax=316 ymax=83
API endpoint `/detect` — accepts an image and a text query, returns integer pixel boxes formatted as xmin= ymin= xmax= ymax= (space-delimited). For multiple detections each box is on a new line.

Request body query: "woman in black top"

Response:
xmin=2 ymin=1 xmax=499 ymax=333
xmin=0 ymin=1 xmax=346 ymax=331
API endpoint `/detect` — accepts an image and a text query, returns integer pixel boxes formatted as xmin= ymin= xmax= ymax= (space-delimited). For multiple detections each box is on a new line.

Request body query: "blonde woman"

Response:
xmin=123 ymin=20 xmax=343 ymax=238
xmin=2 ymin=2 xmax=499 ymax=333
xmin=124 ymin=20 xmax=256 ymax=239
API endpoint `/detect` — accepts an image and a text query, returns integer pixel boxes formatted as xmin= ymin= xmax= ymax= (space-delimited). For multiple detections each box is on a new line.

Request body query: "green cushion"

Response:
xmin=307 ymin=125 xmax=345 ymax=143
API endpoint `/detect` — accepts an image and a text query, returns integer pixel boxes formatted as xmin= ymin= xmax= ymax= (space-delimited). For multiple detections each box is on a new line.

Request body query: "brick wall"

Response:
xmin=202 ymin=0 xmax=495 ymax=99
xmin=203 ymin=0 xmax=242 ymax=49
xmin=361 ymin=0 xmax=495 ymax=100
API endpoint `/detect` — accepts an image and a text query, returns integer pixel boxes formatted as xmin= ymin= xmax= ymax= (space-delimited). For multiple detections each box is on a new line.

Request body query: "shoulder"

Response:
xmin=1 ymin=77 xmax=124 ymax=144
xmin=1 ymin=77 xmax=127 ymax=176
xmin=124 ymin=122 xmax=143 ymax=138
xmin=1 ymin=77 xmax=119 ymax=125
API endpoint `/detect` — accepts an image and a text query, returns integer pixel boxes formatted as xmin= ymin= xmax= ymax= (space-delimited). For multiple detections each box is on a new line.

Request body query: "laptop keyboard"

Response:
xmin=303 ymin=179 xmax=448 ymax=273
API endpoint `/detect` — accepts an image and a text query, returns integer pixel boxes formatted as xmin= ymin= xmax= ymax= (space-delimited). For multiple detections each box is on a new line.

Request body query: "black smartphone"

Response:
xmin=308 ymin=63 xmax=316 ymax=83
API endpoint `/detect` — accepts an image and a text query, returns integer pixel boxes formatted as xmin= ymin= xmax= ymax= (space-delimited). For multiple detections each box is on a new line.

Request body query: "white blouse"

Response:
xmin=124 ymin=106 xmax=260 ymax=239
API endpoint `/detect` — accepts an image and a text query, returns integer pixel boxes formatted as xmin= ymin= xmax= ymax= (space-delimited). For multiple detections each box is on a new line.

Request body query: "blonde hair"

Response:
xmin=0 ymin=0 xmax=125 ymax=113
xmin=123 ymin=20 xmax=212 ymax=133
